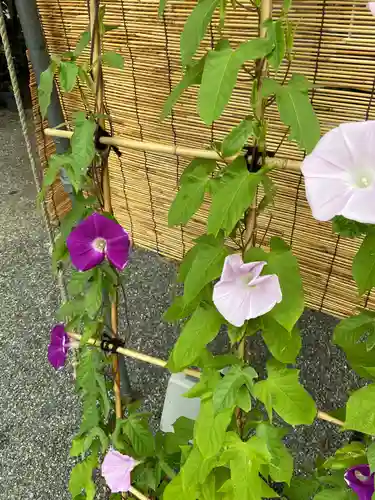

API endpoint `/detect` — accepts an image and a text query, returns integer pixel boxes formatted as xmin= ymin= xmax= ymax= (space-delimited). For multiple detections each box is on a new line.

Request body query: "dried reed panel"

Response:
xmin=33 ymin=0 xmax=375 ymax=317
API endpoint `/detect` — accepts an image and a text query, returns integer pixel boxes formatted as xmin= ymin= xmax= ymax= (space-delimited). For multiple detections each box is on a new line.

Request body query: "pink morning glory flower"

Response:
xmin=301 ymin=121 xmax=375 ymax=224
xmin=213 ymin=254 xmax=282 ymax=327
xmin=102 ymin=450 xmax=137 ymax=493
xmin=66 ymin=212 xmax=130 ymax=271
xmin=344 ymin=465 xmax=374 ymax=500
xmin=47 ymin=324 xmax=69 ymax=369
xmin=368 ymin=2 xmax=375 ymax=15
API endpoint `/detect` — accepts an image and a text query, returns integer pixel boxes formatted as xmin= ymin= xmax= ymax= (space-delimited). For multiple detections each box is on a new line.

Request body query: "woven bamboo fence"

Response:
xmin=30 ymin=0 xmax=375 ymax=318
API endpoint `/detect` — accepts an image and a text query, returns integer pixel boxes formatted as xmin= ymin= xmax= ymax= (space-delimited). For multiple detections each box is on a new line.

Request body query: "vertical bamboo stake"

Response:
xmin=244 ymin=0 xmax=272 ymax=252
xmin=89 ymin=0 xmax=122 ymax=420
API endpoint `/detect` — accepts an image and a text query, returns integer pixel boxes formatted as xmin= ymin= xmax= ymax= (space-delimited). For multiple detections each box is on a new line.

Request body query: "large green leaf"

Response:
xmin=275 ymin=80 xmax=320 ymax=153
xmin=69 ymin=452 xmax=97 ymax=500
xmin=334 ymin=312 xmax=375 ymax=378
xmin=180 ymin=0 xmax=220 ymax=66
xmin=183 ymin=238 xmax=229 ymax=303
xmin=194 ymin=399 xmax=233 ymax=458
xmin=213 ymin=365 xmax=249 ymax=414
xmin=59 ymin=61 xmax=78 ymax=92
xmin=162 ymin=57 xmax=206 ymax=119
xmin=229 ymin=452 xmax=263 ymax=500
xmin=168 ymin=158 xmax=217 ymax=226
xmin=262 ymin=316 xmax=301 ymax=363
xmin=38 ymin=62 xmax=57 ymax=119
xmin=71 ymin=113 xmax=96 ymax=178
xmin=221 ymin=117 xmax=253 ymax=158
xmin=246 ymin=237 xmax=304 ymax=332
xmin=322 ymin=442 xmax=367 ymax=471
xmin=344 ymin=384 xmax=375 ymax=435
xmin=167 ymin=305 xmax=223 ymax=371
xmin=253 ymin=360 xmax=317 ymax=425
xmin=123 ymin=415 xmax=155 ymax=457
xmin=284 ymin=476 xmax=321 ymax=500
xmin=163 ymin=294 xmax=200 ymax=322
xmin=207 ymin=157 xmax=262 ymax=236
xmin=352 ymin=232 xmax=375 ymax=295
xmin=256 ymin=423 xmax=293 ymax=484
xmin=198 ymin=46 xmax=241 ymax=125
xmin=198 ymin=38 xmax=272 ymax=124
xmin=265 ymin=19 xmax=286 ymax=70
xmin=314 ymin=489 xmax=357 ymax=500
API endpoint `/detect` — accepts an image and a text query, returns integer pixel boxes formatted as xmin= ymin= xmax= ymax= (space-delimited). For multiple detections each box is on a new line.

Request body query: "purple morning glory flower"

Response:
xmin=47 ymin=324 xmax=69 ymax=369
xmin=66 ymin=212 xmax=130 ymax=271
xmin=344 ymin=464 xmax=375 ymax=500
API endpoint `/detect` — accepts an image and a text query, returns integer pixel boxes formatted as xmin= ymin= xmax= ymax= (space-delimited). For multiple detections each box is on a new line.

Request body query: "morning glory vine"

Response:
xmin=37 ymin=0 xmax=375 ymax=498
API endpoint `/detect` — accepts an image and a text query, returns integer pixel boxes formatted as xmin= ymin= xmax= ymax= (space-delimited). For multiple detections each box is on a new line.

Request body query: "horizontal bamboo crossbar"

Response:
xmin=44 ymin=127 xmax=301 ymax=171
xmin=67 ymin=332 xmax=344 ymax=427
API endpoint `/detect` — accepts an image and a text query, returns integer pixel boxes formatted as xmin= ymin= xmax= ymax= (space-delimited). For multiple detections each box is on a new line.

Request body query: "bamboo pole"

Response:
xmin=67 ymin=331 xmax=344 ymax=427
xmin=88 ymin=0 xmax=123 ymax=421
xmin=43 ymin=127 xmax=301 ymax=171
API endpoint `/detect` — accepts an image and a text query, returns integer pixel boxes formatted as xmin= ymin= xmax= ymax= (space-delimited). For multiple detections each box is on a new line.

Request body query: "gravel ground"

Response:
xmin=0 ymin=109 xmax=363 ymax=498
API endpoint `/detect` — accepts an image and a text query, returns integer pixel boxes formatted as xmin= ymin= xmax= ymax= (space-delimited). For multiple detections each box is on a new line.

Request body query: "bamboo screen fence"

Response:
xmin=30 ymin=0 xmax=375 ymax=318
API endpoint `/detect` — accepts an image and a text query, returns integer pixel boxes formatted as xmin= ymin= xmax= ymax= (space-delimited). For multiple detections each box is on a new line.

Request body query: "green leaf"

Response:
xmin=213 ymin=365 xmax=248 ymax=414
xmin=353 ymin=232 xmax=375 ymax=295
xmin=81 ymin=321 xmax=99 ymax=345
xmin=42 ymin=154 xmax=67 ymax=192
xmin=124 ymin=415 xmax=155 ymax=457
xmin=207 ymin=157 xmax=262 ymax=236
xmin=334 ymin=312 xmax=375 ymax=378
xmin=275 ymin=80 xmax=320 ymax=153
xmin=84 ymin=276 xmax=103 ymax=318
xmin=229 ymin=453 xmax=263 ymax=500
xmin=102 ymin=51 xmax=124 ymax=69
xmin=314 ymin=489 xmax=356 ymax=500
xmin=167 ymin=305 xmax=223 ymax=371
xmin=288 ymin=73 xmax=314 ymax=92
xmin=68 ymin=270 xmax=94 ymax=296
xmin=368 ymin=442 xmax=375 ymax=473
xmin=183 ymin=238 xmax=229 ymax=303
xmin=221 ymin=118 xmax=253 ymax=158
xmin=262 ymin=316 xmax=301 ymax=363
xmin=69 ymin=452 xmax=97 ymax=500
xmin=194 ymin=399 xmax=233 ymax=458
xmin=198 ymin=39 xmax=272 ymax=124
xmin=344 ymin=384 xmax=375 ymax=435
xmin=168 ymin=159 xmax=217 ymax=226
xmin=180 ymin=0 xmax=220 ymax=66
xmin=283 ymin=0 xmax=292 ymax=12
xmin=246 ymin=237 xmax=304 ymax=331
xmin=333 ymin=216 xmax=370 ymax=239
xmin=163 ymin=295 xmax=199 ymax=322
xmin=158 ymin=0 xmax=167 ymax=16
xmin=256 ymin=423 xmax=293 ymax=484
xmin=322 ymin=442 xmax=367 ymax=471
xmin=71 ymin=114 xmax=96 ymax=178
xmin=284 ymin=477 xmax=320 ymax=500
xmin=161 ymin=57 xmax=206 ymax=119
xmin=236 ymin=386 xmax=252 ymax=412
xmin=266 ymin=19 xmax=286 ymax=70
xmin=59 ymin=61 xmax=78 ymax=92
xmin=253 ymin=360 xmax=317 ymax=425
xmin=74 ymin=31 xmax=91 ymax=57
xmin=262 ymin=77 xmax=282 ymax=98
xmin=38 ymin=62 xmax=57 ymax=119
xmin=83 ymin=426 xmax=109 ymax=454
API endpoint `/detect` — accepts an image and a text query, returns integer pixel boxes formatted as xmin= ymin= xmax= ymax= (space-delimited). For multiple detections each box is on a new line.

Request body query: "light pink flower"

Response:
xmin=368 ymin=2 xmax=375 ymax=15
xmin=213 ymin=254 xmax=282 ymax=327
xmin=102 ymin=450 xmax=137 ymax=493
xmin=301 ymin=121 xmax=375 ymax=223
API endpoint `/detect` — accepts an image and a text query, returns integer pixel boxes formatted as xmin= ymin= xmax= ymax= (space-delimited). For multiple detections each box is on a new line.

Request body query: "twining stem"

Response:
xmin=237 ymin=0 xmax=273 ymax=436
xmin=88 ymin=0 xmax=123 ymax=421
